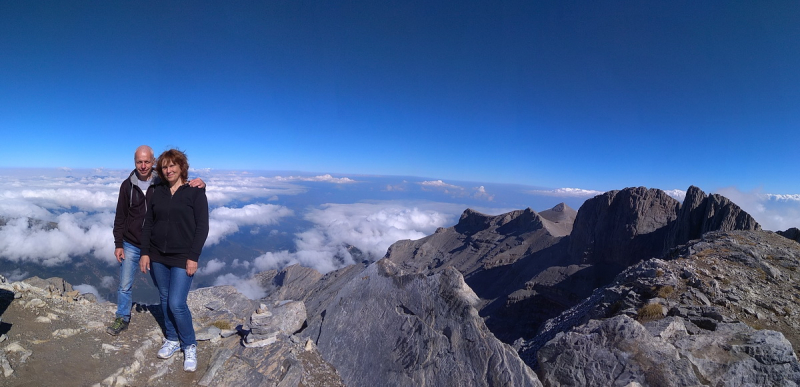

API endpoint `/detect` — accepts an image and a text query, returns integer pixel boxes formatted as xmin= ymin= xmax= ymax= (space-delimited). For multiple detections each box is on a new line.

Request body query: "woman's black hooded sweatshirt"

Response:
xmin=140 ymin=183 xmax=209 ymax=264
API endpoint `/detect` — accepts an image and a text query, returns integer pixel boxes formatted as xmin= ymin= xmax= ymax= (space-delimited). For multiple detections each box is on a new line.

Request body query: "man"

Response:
xmin=107 ymin=145 xmax=205 ymax=336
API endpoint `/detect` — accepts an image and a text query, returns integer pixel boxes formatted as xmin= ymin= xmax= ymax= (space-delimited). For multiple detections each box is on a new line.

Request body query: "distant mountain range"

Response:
xmin=4 ymin=185 xmax=800 ymax=386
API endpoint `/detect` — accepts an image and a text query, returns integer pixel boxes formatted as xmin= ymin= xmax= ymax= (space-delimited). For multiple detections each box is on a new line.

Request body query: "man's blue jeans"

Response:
xmin=149 ymin=260 xmax=196 ymax=349
xmin=115 ymin=241 xmax=141 ymax=322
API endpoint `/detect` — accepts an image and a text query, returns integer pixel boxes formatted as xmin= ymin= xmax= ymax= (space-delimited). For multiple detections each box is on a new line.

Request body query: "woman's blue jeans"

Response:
xmin=149 ymin=260 xmax=196 ymax=349
xmin=115 ymin=241 xmax=141 ymax=322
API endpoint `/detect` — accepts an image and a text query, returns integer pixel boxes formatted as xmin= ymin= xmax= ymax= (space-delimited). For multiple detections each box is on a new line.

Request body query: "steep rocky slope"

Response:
xmin=529 ymin=230 xmax=800 ymax=385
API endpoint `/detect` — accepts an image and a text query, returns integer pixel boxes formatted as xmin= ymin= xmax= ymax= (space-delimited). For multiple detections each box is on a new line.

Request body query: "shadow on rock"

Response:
xmin=0 ymin=289 xmax=13 ymax=336
xmin=134 ymin=302 xmax=167 ymax=334
xmin=0 ymin=289 xmax=13 ymax=316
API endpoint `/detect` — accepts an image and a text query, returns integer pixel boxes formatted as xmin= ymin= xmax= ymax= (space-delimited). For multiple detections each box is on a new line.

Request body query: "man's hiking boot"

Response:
xmin=106 ymin=317 xmax=129 ymax=336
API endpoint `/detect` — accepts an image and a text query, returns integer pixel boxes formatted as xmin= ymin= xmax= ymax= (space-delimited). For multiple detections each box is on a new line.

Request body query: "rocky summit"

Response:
xmin=1 ymin=185 xmax=799 ymax=386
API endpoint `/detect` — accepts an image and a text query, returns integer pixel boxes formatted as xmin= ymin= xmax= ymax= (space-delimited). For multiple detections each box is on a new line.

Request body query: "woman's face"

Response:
xmin=162 ymin=161 xmax=181 ymax=185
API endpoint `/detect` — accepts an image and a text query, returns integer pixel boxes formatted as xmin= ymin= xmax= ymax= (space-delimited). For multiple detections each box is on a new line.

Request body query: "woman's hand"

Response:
xmin=186 ymin=260 xmax=198 ymax=276
xmin=140 ymin=255 xmax=151 ymax=273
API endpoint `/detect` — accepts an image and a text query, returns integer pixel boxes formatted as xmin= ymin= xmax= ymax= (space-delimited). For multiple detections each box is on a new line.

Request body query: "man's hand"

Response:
xmin=115 ymin=248 xmax=125 ymax=263
xmin=188 ymin=178 xmax=206 ymax=189
xmin=140 ymin=255 xmax=151 ymax=273
xmin=186 ymin=260 xmax=198 ymax=276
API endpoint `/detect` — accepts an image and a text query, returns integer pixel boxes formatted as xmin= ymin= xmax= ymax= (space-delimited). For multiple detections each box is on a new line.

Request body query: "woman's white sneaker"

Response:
xmin=157 ymin=339 xmax=180 ymax=359
xmin=183 ymin=344 xmax=197 ymax=372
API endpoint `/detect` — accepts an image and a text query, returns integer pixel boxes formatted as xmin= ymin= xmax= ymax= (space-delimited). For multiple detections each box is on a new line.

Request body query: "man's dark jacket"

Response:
xmin=113 ymin=170 xmax=159 ymax=249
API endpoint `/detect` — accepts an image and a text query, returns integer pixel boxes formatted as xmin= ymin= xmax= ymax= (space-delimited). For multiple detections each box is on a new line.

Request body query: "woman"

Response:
xmin=140 ymin=149 xmax=209 ymax=372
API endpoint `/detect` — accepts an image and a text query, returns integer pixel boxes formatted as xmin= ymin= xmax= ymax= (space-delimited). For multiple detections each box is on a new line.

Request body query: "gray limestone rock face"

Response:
xmin=538 ymin=315 xmax=702 ymax=386
xmin=529 ymin=230 xmax=800 ymax=386
xmin=670 ymin=186 xmax=761 ymax=248
xmin=669 ymin=185 xmax=709 ymax=246
xmin=188 ymin=285 xmax=260 ymax=325
xmin=200 ymin=333 xmax=345 ymax=387
xmin=568 ymin=186 xmax=761 ymax=269
xmin=384 ymin=205 xmax=572 ymax=277
xmin=254 ymin=264 xmax=324 ymax=302
xmin=702 ymin=193 xmax=761 ymax=234
xmin=672 ymin=324 xmax=800 ymax=386
xmin=538 ymin=202 xmax=577 ymax=237
xmin=537 ymin=314 xmax=800 ymax=386
xmin=21 ymin=276 xmax=74 ymax=297
xmin=778 ymin=227 xmax=800 ymax=243
xmin=313 ymin=259 xmax=541 ymax=387
xmin=568 ymin=187 xmax=681 ymax=267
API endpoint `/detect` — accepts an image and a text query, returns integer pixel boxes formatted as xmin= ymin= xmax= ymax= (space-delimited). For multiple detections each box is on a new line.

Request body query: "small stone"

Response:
xmin=26 ymin=298 xmax=46 ymax=308
xmin=243 ymin=334 xmax=277 ymax=348
xmin=5 ymin=342 xmax=26 ymax=353
xmin=196 ymin=326 xmax=222 ymax=341
xmin=1 ymin=354 xmax=13 ymax=377
xmin=219 ymin=329 xmax=238 ymax=338
xmin=52 ymin=328 xmax=81 ymax=338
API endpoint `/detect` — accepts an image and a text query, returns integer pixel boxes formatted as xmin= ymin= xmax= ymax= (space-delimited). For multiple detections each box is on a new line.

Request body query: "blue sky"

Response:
xmin=2 ymin=1 xmax=799 ymax=193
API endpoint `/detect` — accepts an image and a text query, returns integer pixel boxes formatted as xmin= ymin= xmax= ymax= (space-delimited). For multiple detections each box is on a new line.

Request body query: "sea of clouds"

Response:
xmin=1 ymin=168 xmax=798 ymax=300
xmin=0 ymin=169 xmax=493 ymax=298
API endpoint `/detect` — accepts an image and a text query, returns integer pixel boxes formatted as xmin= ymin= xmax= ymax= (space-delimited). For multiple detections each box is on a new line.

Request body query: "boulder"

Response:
xmin=311 ymin=259 xmax=541 ymax=387
xmin=537 ymin=314 xmax=800 ymax=386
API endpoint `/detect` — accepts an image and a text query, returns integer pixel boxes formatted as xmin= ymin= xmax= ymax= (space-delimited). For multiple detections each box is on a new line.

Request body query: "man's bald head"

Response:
xmin=134 ymin=145 xmax=156 ymax=180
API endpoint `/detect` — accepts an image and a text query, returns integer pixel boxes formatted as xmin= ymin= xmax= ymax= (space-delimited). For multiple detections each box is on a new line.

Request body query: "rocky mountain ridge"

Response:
xmin=529 ymin=230 xmax=800 ymax=385
xmin=1 ymin=185 xmax=795 ymax=387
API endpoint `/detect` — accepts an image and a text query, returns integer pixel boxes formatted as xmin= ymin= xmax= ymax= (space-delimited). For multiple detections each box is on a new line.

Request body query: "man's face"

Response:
xmin=134 ymin=151 xmax=154 ymax=178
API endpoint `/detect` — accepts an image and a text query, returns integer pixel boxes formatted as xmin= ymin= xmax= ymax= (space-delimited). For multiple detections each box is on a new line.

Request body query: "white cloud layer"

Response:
xmin=0 ymin=213 xmax=115 ymax=266
xmin=212 ymin=273 xmax=267 ymax=299
xmin=417 ymin=180 xmax=495 ymax=201
xmin=207 ymin=204 xmax=293 ymax=246
xmin=529 ymin=188 xmax=605 ymax=198
xmin=197 ymin=258 xmax=226 ymax=275
xmin=2 ymin=268 xmax=29 ymax=282
xmin=0 ymin=169 xmax=298 ymax=267
xmin=274 ymin=174 xmax=356 ymax=184
xmin=250 ymin=201 xmax=462 ymax=274
xmin=419 ymin=180 xmax=462 ymax=189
